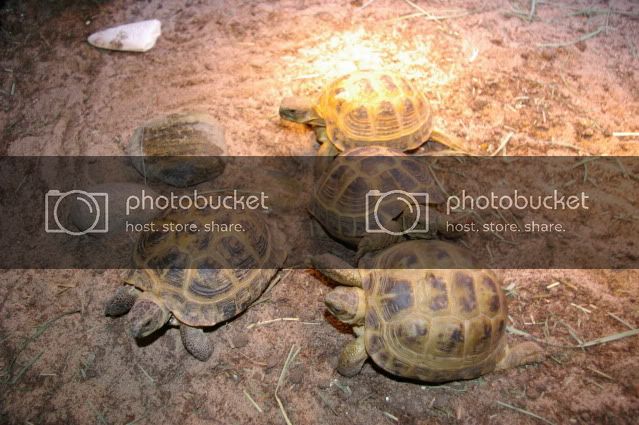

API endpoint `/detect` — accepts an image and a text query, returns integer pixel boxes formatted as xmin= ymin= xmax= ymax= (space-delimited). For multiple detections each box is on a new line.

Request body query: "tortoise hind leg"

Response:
xmin=105 ymin=286 xmax=140 ymax=316
xmin=311 ymin=254 xmax=362 ymax=287
xmin=495 ymin=341 xmax=545 ymax=371
xmin=180 ymin=324 xmax=213 ymax=361
xmin=429 ymin=128 xmax=472 ymax=155
xmin=337 ymin=331 xmax=368 ymax=377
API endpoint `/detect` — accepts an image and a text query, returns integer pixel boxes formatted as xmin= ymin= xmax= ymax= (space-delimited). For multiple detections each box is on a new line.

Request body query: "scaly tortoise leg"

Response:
xmin=105 ymin=286 xmax=140 ymax=316
xmin=311 ymin=254 xmax=362 ymax=287
xmin=431 ymin=209 xmax=474 ymax=239
xmin=313 ymin=126 xmax=331 ymax=146
xmin=429 ymin=128 xmax=472 ymax=155
xmin=400 ymin=204 xmax=471 ymax=240
xmin=180 ymin=324 xmax=213 ymax=361
xmin=314 ymin=129 xmax=339 ymax=178
xmin=495 ymin=341 xmax=545 ymax=371
xmin=356 ymin=218 xmax=403 ymax=261
xmin=337 ymin=326 xmax=368 ymax=377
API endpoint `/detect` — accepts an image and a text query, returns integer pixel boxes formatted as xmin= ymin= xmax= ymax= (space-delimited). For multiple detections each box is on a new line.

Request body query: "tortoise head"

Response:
xmin=279 ymin=96 xmax=319 ymax=124
xmin=325 ymin=287 xmax=366 ymax=325
xmin=128 ymin=294 xmax=170 ymax=339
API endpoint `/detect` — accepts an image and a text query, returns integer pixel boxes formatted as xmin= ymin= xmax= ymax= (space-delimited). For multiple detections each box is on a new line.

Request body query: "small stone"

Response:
xmin=287 ymin=366 xmax=305 ymax=384
xmin=255 ymin=3 xmax=275 ymax=14
xmin=231 ymin=333 xmax=249 ymax=349
xmin=575 ymin=118 xmax=596 ymax=139
xmin=527 ymin=385 xmax=541 ymax=399
xmin=314 ymin=12 xmax=335 ymax=22
xmin=203 ymin=61 xmax=217 ymax=71
xmin=266 ymin=356 xmax=280 ymax=370
xmin=541 ymin=49 xmax=557 ymax=61
xmin=88 ymin=20 xmax=161 ymax=52
xmin=471 ymin=97 xmax=489 ymax=111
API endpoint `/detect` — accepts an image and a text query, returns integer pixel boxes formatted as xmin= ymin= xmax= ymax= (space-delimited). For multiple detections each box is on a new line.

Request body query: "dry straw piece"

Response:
xmin=275 ymin=345 xmax=301 ymax=425
xmin=496 ymin=400 xmax=557 ymax=425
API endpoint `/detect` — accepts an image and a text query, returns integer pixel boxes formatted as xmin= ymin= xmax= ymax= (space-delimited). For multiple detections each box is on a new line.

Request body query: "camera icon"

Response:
xmin=45 ymin=190 xmax=109 ymax=235
xmin=365 ymin=190 xmax=430 ymax=236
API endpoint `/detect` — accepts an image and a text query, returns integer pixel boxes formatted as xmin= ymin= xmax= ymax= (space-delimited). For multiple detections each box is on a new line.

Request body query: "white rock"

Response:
xmin=88 ymin=19 xmax=161 ymax=52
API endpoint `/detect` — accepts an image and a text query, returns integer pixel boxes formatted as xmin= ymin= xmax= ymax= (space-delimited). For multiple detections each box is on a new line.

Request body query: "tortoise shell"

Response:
xmin=126 ymin=207 xmax=286 ymax=327
xmin=315 ymin=71 xmax=433 ymax=151
xmin=128 ymin=112 xmax=227 ymax=187
xmin=309 ymin=146 xmax=444 ymax=245
xmin=360 ymin=240 xmax=508 ymax=382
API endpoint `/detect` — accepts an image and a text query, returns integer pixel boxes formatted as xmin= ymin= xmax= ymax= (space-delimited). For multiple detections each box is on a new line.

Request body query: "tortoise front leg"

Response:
xmin=180 ymin=324 xmax=213 ymax=361
xmin=356 ymin=218 xmax=404 ymax=260
xmin=313 ymin=126 xmax=331 ymax=146
xmin=398 ymin=203 xmax=471 ymax=241
xmin=337 ymin=327 xmax=368 ymax=377
xmin=311 ymin=254 xmax=362 ymax=287
xmin=314 ymin=138 xmax=339 ymax=179
xmin=430 ymin=209 xmax=473 ymax=239
xmin=105 ymin=286 xmax=140 ymax=316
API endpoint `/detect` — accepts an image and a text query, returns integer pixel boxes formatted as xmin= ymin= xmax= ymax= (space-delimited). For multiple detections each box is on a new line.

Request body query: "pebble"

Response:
xmin=581 ymin=127 xmax=594 ymax=138
xmin=287 ymin=366 xmax=305 ymax=384
xmin=231 ymin=333 xmax=249 ymax=349
xmin=471 ymin=97 xmax=489 ymax=112
xmin=88 ymin=20 xmax=161 ymax=52
xmin=541 ymin=49 xmax=557 ymax=61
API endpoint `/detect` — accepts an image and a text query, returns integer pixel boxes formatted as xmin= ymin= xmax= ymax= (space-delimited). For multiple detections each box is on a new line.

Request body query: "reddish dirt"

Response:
xmin=1 ymin=1 xmax=638 ymax=424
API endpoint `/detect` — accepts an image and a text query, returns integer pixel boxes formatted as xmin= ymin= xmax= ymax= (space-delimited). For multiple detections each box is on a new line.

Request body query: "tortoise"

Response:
xmin=311 ymin=240 xmax=544 ymax=382
xmin=279 ymin=70 xmax=469 ymax=159
xmin=105 ymin=206 xmax=286 ymax=360
xmin=128 ymin=112 xmax=227 ymax=187
xmin=309 ymin=145 xmax=466 ymax=258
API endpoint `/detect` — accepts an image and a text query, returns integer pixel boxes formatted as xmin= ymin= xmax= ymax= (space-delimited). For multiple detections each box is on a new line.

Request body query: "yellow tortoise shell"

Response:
xmin=315 ymin=71 xmax=434 ymax=151
xmin=309 ymin=146 xmax=444 ymax=246
xmin=126 ymin=207 xmax=286 ymax=327
xmin=359 ymin=240 xmax=508 ymax=382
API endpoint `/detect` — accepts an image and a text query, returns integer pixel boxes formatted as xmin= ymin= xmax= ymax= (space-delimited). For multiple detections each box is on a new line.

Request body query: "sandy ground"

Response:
xmin=1 ymin=0 xmax=639 ymax=424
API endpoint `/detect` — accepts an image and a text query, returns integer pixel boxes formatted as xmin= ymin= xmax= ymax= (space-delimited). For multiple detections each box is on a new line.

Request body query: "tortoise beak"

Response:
xmin=128 ymin=298 xmax=169 ymax=339
xmin=279 ymin=96 xmax=315 ymax=123
xmin=325 ymin=291 xmax=346 ymax=317
xmin=325 ymin=287 xmax=363 ymax=324
xmin=129 ymin=317 xmax=153 ymax=339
